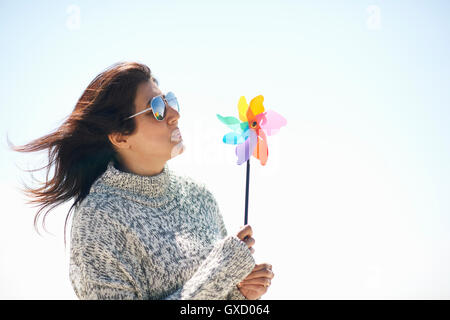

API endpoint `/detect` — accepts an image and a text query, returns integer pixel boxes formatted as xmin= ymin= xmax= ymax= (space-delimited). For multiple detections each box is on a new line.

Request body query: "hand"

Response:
xmin=237 ymin=263 xmax=274 ymax=300
xmin=236 ymin=224 xmax=255 ymax=254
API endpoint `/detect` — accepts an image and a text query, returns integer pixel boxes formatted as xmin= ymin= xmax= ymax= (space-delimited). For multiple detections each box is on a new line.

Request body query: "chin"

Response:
xmin=170 ymin=141 xmax=185 ymax=159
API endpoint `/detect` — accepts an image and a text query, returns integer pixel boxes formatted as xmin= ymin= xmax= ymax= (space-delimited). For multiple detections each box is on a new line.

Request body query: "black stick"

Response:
xmin=244 ymin=158 xmax=250 ymax=225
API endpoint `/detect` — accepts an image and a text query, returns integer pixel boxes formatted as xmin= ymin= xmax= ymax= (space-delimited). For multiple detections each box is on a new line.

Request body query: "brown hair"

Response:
xmin=7 ymin=61 xmax=155 ymax=248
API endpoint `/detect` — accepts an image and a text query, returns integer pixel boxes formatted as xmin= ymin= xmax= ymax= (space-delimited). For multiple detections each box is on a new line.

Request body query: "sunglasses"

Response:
xmin=125 ymin=91 xmax=179 ymax=121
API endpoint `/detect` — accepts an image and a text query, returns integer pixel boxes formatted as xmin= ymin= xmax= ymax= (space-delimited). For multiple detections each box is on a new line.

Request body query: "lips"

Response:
xmin=171 ymin=128 xmax=182 ymax=142
xmin=171 ymin=141 xmax=185 ymax=158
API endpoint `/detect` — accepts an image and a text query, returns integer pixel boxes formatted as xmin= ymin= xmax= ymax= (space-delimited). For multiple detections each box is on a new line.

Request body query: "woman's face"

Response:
xmin=109 ymin=78 xmax=185 ymax=175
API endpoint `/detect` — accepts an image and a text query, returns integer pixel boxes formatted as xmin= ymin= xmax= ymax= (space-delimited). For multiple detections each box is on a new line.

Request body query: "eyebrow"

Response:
xmin=144 ymin=92 xmax=164 ymax=108
xmin=145 ymin=77 xmax=162 ymax=104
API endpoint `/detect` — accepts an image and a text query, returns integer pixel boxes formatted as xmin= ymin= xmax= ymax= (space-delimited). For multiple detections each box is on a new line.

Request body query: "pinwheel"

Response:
xmin=217 ymin=95 xmax=287 ymax=224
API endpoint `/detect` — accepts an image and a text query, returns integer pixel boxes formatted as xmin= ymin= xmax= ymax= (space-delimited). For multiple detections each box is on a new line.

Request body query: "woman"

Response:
xmin=10 ymin=61 xmax=274 ymax=300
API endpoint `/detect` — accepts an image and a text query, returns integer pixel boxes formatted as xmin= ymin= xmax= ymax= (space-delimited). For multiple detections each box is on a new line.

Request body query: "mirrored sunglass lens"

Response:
xmin=165 ymin=92 xmax=175 ymax=99
xmin=165 ymin=92 xmax=179 ymax=112
xmin=151 ymin=96 xmax=165 ymax=120
xmin=168 ymin=99 xmax=179 ymax=112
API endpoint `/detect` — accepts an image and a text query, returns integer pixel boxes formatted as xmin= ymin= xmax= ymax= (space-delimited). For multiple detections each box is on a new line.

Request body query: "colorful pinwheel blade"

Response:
xmin=254 ymin=112 xmax=266 ymax=127
xmin=246 ymin=105 xmax=256 ymax=124
xmin=216 ymin=114 xmax=243 ymax=133
xmin=240 ymin=122 xmax=249 ymax=132
xmin=238 ymin=96 xmax=249 ymax=122
xmin=260 ymin=110 xmax=287 ymax=136
xmin=249 ymin=95 xmax=265 ymax=116
xmin=253 ymin=130 xmax=269 ymax=165
xmin=235 ymin=129 xmax=258 ymax=165
xmin=222 ymin=131 xmax=247 ymax=145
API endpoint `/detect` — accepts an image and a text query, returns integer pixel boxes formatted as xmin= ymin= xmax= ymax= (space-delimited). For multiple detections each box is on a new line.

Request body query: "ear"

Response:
xmin=108 ymin=132 xmax=130 ymax=150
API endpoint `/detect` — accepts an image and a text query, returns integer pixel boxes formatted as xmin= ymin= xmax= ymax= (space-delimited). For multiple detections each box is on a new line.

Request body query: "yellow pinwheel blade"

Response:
xmin=238 ymin=96 xmax=248 ymax=122
xmin=249 ymin=95 xmax=265 ymax=116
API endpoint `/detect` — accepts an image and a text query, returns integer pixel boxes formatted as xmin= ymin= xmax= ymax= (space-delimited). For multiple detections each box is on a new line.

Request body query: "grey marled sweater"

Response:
xmin=69 ymin=160 xmax=256 ymax=300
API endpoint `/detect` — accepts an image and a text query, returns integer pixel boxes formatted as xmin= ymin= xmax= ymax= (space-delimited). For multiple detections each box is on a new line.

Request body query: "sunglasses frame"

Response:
xmin=125 ymin=91 xmax=179 ymax=121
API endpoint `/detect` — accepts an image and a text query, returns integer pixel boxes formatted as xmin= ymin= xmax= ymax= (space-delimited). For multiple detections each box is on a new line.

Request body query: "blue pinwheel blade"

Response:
xmin=222 ymin=132 xmax=247 ymax=145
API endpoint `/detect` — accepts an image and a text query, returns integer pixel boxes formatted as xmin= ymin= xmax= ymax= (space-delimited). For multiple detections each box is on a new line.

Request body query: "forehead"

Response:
xmin=136 ymin=78 xmax=163 ymax=111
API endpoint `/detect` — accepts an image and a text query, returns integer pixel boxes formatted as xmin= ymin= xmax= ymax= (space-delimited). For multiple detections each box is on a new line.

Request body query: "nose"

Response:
xmin=165 ymin=100 xmax=180 ymax=125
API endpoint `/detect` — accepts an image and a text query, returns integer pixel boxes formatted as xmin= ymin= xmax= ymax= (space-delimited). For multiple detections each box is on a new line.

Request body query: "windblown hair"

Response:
xmin=8 ymin=61 xmax=155 ymax=248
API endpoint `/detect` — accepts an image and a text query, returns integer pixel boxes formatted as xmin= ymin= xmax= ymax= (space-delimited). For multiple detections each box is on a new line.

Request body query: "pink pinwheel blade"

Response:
xmin=260 ymin=110 xmax=287 ymax=136
xmin=235 ymin=129 xmax=258 ymax=165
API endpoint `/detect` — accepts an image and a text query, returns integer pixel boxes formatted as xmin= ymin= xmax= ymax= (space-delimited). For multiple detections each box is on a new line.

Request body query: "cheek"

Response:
xmin=135 ymin=121 xmax=169 ymax=147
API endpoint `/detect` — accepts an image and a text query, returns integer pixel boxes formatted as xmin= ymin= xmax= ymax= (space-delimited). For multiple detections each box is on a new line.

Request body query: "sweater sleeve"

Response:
xmin=210 ymin=192 xmax=263 ymax=301
xmin=164 ymin=234 xmax=255 ymax=300
xmin=72 ymin=235 xmax=254 ymax=300
xmin=204 ymin=189 xmax=254 ymax=300
xmin=162 ymin=185 xmax=256 ymax=299
xmin=219 ymin=220 xmax=255 ymax=300
xmin=70 ymin=198 xmax=256 ymax=300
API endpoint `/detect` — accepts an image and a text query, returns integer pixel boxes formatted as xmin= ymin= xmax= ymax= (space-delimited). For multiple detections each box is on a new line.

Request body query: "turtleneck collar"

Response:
xmin=94 ymin=160 xmax=173 ymax=199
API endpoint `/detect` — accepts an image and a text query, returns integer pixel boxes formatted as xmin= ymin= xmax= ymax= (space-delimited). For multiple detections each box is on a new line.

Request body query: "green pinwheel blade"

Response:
xmin=240 ymin=122 xmax=249 ymax=132
xmin=217 ymin=114 xmax=244 ymax=133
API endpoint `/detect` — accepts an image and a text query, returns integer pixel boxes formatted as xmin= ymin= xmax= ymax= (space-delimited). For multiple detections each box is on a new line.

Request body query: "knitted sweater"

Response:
xmin=69 ymin=160 xmax=256 ymax=300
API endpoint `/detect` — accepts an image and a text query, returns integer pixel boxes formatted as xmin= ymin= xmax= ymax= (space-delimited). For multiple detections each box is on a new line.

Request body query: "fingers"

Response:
xmin=236 ymin=225 xmax=253 ymax=241
xmin=239 ymin=277 xmax=272 ymax=287
xmin=243 ymin=236 xmax=255 ymax=248
xmin=236 ymin=225 xmax=255 ymax=251
xmin=237 ymin=262 xmax=274 ymax=299
xmin=237 ymin=283 xmax=269 ymax=294
xmin=245 ymin=267 xmax=274 ymax=281
xmin=253 ymin=263 xmax=272 ymax=272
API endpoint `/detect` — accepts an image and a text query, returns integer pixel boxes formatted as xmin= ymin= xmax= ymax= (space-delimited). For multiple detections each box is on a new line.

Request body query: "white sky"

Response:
xmin=1 ymin=0 xmax=449 ymax=299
